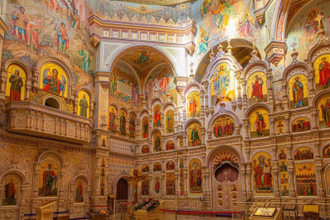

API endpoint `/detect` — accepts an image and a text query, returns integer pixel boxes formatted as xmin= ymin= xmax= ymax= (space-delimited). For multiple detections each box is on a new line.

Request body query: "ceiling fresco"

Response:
xmin=111 ymin=0 xmax=196 ymax=6
xmin=121 ymin=48 xmax=164 ymax=70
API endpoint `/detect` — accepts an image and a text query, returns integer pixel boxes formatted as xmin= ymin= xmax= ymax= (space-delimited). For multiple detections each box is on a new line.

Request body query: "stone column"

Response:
xmin=281 ymin=81 xmax=289 ymax=110
xmin=266 ymin=72 xmax=273 ymax=102
xmin=311 ymin=110 xmax=318 ymax=130
xmin=201 ymin=129 xmax=205 ymax=145
xmin=202 ymin=81 xmax=209 ymax=115
xmin=240 ymin=80 xmax=247 ymax=108
xmin=269 ymin=118 xmax=275 ymax=136
xmin=116 ymin=115 xmax=120 ymax=135
xmin=235 ymin=71 xmax=241 ymax=102
xmin=246 ymin=165 xmax=252 ymax=198
xmin=161 ymin=171 xmax=166 ymax=197
xmin=183 ymin=134 xmax=187 ymax=148
xmin=284 ymin=116 xmax=290 ymax=134
xmin=288 ymin=168 xmax=296 ymax=197
xmin=200 ymin=89 xmax=205 ymax=116
xmin=243 ymin=119 xmax=249 ymax=140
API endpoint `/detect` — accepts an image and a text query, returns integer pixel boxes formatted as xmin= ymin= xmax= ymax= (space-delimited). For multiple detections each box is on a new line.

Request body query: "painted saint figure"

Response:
xmin=254 ymin=112 xmax=266 ymax=137
xmin=39 ymin=164 xmax=57 ymax=196
xmin=11 ymin=6 xmax=28 ymax=40
xmin=120 ymin=112 xmax=126 ymax=135
xmin=75 ymin=181 xmax=83 ymax=202
xmin=155 ymin=179 xmax=160 ymax=193
xmin=250 ymin=75 xmax=264 ymax=102
xmin=213 ymin=65 xmax=229 ymax=96
xmin=155 ymin=136 xmax=161 ymax=151
xmin=292 ymin=77 xmax=304 ymax=108
xmin=154 ymin=109 xmax=161 ymax=127
xmin=167 ymin=113 xmax=173 ymax=133
xmin=129 ymin=115 xmax=135 ymax=138
xmin=189 ymin=95 xmax=198 ymax=117
xmin=300 ymin=9 xmax=318 ymax=48
xmin=143 ymin=119 xmax=149 ymax=138
xmin=321 ymin=99 xmax=330 ymax=127
xmin=79 ymin=94 xmax=88 ymax=117
xmin=9 ymin=69 xmax=23 ymax=101
xmin=318 ymin=57 xmax=330 ymax=89
xmin=26 ymin=17 xmax=40 ymax=53
xmin=4 ymin=179 xmax=16 ymax=205
xmin=42 ymin=69 xmax=66 ymax=96
xmin=197 ymin=26 xmax=209 ymax=56
xmin=189 ymin=162 xmax=202 ymax=192
xmin=191 ymin=125 xmax=200 ymax=146
xmin=236 ymin=13 xmax=254 ymax=37
xmin=70 ymin=9 xmax=81 ymax=32
xmin=56 ymin=23 xmax=69 ymax=54
xmin=78 ymin=45 xmax=90 ymax=72
xmin=158 ymin=67 xmax=170 ymax=94
xmin=253 ymin=156 xmax=272 ymax=192
xmin=109 ymin=109 xmax=116 ymax=132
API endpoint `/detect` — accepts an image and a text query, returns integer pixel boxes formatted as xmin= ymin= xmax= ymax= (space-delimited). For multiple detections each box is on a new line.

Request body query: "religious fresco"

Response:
xmin=75 ymin=178 xmax=84 ymax=203
xmin=141 ymin=180 xmax=149 ymax=195
xmin=166 ymin=161 xmax=175 ymax=170
xmin=278 ymin=148 xmax=289 ymax=196
xmin=187 ymin=91 xmax=200 ymax=119
xmin=128 ymin=113 xmax=136 ymax=138
xmin=141 ymin=145 xmax=150 ymax=154
xmin=187 ymin=123 xmax=201 ymax=147
xmin=2 ymin=176 xmax=18 ymax=206
xmin=153 ymin=105 xmax=162 ymax=128
xmin=247 ymin=72 xmax=267 ymax=105
xmin=119 ymin=110 xmax=127 ymax=136
xmin=250 ymin=108 xmax=269 ymax=138
xmin=166 ymin=110 xmax=174 ymax=134
xmin=189 ymin=159 xmax=202 ymax=194
xmin=144 ymin=64 xmax=177 ymax=104
xmin=279 ymin=149 xmax=287 ymax=160
xmin=317 ymin=95 xmax=330 ymax=128
xmin=166 ymin=173 xmax=175 ymax=196
xmin=314 ymin=55 xmax=330 ymax=91
xmin=213 ymin=152 xmax=239 ymax=170
xmin=2 ymin=0 xmax=95 ymax=90
xmin=142 ymin=116 xmax=149 ymax=138
xmin=217 ymin=184 xmax=222 ymax=191
xmin=121 ymin=48 xmax=162 ymax=69
xmin=295 ymin=163 xmax=317 ymax=196
xmin=179 ymin=159 xmax=184 ymax=196
xmin=213 ymin=115 xmax=235 ymax=138
xmin=231 ymin=184 xmax=237 ymax=191
xmin=153 ymin=131 xmax=162 ymax=152
xmin=154 ymin=177 xmax=160 ymax=194
xmin=78 ymin=91 xmax=89 ymax=118
xmin=165 ymin=140 xmax=175 ymax=151
xmin=294 ymin=147 xmax=314 ymax=160
xmin=288 ymin=74 xmax=308 ymax=109
xmin=210 ymin=63 xmax=235 ymax=105
xmin=323 ymin=145 xmax=330 ymax=158
xmin=141 ymin=164 xmax=149 ymax=172
xmin=101 ymin=136 xmax=106 ymax=147
xmin=40 ymin=63 xmax=68 ymax=97
xmin=108 ymin=106 xmax=117 ymax=133
xmin=292 ymin=118 xmax=311 ymax=133
xmin=252 ymin=152 xmax=273 ymax=194
xmin=39 ymin=161 xmax=59 ymax=197
xmin=109 ymin=62 xmax=139 ymax=107
xmin=5 ymin=64 xmax=26 ymax=103
xmin=276 ymin=120 xmax=285 ymax=135
xmin=153 ymin=162 xmax=162 ymax=171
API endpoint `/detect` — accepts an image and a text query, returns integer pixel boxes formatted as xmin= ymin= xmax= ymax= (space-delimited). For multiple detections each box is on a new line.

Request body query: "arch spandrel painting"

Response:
xmin=189 ymin=159 xmax=202 ymax=194
xmin=166 ymin=140 xmax=175 ymax=150
xmin=78 ymin=91 xmax=89 ymax=118
xmin=247 ymin=72 xmax=267 ymax=105
xmin=292 ymin=118 xmax=311 ymax=133
xmin=250 ymin=109 xmax=269 ymax=138
xmin=128 ymin=113 xmax=136 ymax=138
xmin=213 ymin=152 xmax=239 ymax=171
xmin=288 ymin=74 xmax=308 ymax=109
xmin=6 ymin=65 xmax=26 ymax=102
xmin=318 ymin=95 xmax=330 ymax=128
xmin=3 ymin=176 xmax=18 ymax=206
xmin=314 ymin=55 xmax=330 ymax=91
xmin=142 ymin=164 xmax=149 ymax=172
xmin=295 ymin=163 xmax=317 ymax=196
xmin=187 ymin=91 xmax=200 ymax=118
xmin=188 ymin=123 xmax=201 ymax=147
xmin=323 ymin=146 xmax=330 ymax=158
xmin=75 ymin=178 xmax=84 ymax=203
xmin=210 ymin=63 xmax=235 ymax=105
xmin=166 ymin=161 xmax=175 ymax=170
xmin=153 ymin=162 xmax=162 ymax=171
xmin=294 ymin=147 xmax=314 ymax=160
xmin=119 ymin=110 xmax=127 ymax=136
xmin=142 ymin=116 xmax=149 ymax=138
xmin=108 ymin=106 xmax=117 ymax=133
xmin=213 ymin=116 xmax=235 ymax=138
xmin=142 ymin=145 xmax=149 ymax=154
xmin=153 ymin=105 xmax=161 ymax=128
xmin=39 ymin=161 xmax=59 ymax=197
xmin=252 ymin=152 xmax=273 ymax=194
xmin=40 ymin=64 xmax=68 ymax=97
xmin=166 ymin=110 xmax=174 ymax=134
xmin=153 ymin=131 xmax=161 ymax=152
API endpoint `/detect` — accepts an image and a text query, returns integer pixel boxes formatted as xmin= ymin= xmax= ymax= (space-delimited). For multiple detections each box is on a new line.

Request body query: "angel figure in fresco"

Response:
xmin=211 ymin=0 xmax=234 ymax=29
xmin=39 ymin=164 xmax=57 ymax=196
xmin=11 ymin=6 xmax=28 ymax=41
xmin=189 ymin=95 xmax=198 ymax=117
xmin=129 ymin=115 xmax=135 ymax=138
xmin=250 ymin=75 xmax=264 ymax=102
xmin=197 ymin=25 xmax=210 ymax=56
xmin=120 ymin=112 xmax=126 ymax=135
xmin=253 ymin=156 xmax=272 ymax=192
xmin=191 ymin=125 xmax=200 ymax=146
xmin=9 ymin=69 xmax=23 ymax=101
xmin=254 ymin=112 xmax=266 ymax=137
xmin=75 ymin=181 xmax=83 ymax=202
xmin=42 ymin=68 xmax=66 ymax=96
xmin=236 ymin=12 xmax=257 ymax=37
xmin=200 ymin=0 xmax=212 ymax=18
xmin=79 ymin=94 xmax=88 ymax=117
xmin=213 ymin=65 xmax=230 ymax=98
xmin=321 ymin=99 xmax=330 ymax=127
xmin=299 ymin=9 xmax=318 ymax=49
xmin=109 ymin=109 xmax=116 ymax=132
xmin=143 ymin=119 xmax=149 ymax=138
xmin=292 ymin=77 xmax=304 ymax=108
xmin=70 ymin=9 xmax=81 ymax=32
xmin=318 ymin=57 xmax=330 ymax=89
xmin=4 ymin=179 xmax=16 ymax=205
xmin=158 ymin=67 xmax=170 ymax=94
xmin=55 ymin=23 xmax=69 ymax=54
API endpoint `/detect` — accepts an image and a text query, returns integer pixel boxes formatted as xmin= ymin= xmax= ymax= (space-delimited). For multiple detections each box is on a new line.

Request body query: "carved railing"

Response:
xmin=6 ymin=102 xmax=92 ymax=145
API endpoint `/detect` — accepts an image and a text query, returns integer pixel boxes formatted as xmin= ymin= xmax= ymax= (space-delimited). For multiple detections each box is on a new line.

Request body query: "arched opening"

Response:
xmin=214 ymin=164 xmax=239 ymax=182
xmin=116 ymin=178 xmax=128 ymax=201
xmin=45 ymin=97 xmax=60 ymax=109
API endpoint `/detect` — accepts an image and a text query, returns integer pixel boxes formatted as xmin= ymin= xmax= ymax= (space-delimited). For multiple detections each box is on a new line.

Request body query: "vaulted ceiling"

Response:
xmin=114 ymin=0 xmax=196 ymax=6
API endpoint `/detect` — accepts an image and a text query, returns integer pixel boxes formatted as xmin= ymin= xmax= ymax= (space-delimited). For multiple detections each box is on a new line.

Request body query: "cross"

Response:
xmin=127 ymin=169 xmax=146 ymax=204
xmin=223 ymin=170 xmax=228 ymax=180
xmin=291 ymin=42 xmax=297 ymax=50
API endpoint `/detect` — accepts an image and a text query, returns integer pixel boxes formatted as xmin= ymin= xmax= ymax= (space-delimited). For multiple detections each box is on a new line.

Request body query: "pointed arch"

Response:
xmin=244 ymin=103 xmax=272 ymax=118
xmin=184 ymin=118 xmax=202 ymax=131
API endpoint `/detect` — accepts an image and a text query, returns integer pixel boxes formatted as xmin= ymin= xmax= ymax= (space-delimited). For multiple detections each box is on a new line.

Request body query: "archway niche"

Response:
xmin=116 ymin=178 xmax=128 ymax=200
xmin=214 ymin=163 xmax=239 ymax=182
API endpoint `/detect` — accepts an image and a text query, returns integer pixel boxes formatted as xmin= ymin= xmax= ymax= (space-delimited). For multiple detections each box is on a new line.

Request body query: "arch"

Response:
xmin=321 ymin=142 xmax=330 ymax=159
xmin=119 ymin=107 xmax=129 ymax=115
xmin=282 ymin=62 xmax=310 ymax=81
xmin=108 ymin=103 xmax=119 ymax=113
xmin=207 ymin=110 xmax=242 ymax=131
xmin=35 ymin=150 xmax=66 ymax=167
xmin=141 ymin=144 xmax=150 ymax=154
xmin=149 ymin=97 xmax=163 ymax=109
xmin=311 ymin=88 xmax=330 ymax=107
xmin=138 ymin=109 xmax=150 ymax=120
xmin=290 ymin=115 xmax=313 ymax=125
xmin=128 ymin=110 xmax=138 ymax=118
xmin=112 ymin=172 xmax=130 ymax=198
xmin=70 ymin=174 xmax=91 ymax=186
xmin=188 ymin=156 xmax=204 ymax=167
xmin=242 ymin=60 xmax=270 ymax=80
xmin=306 ymin=42 xmax=330 ymax=63
xmin=162 ymin=102 xmax=176 ymax=112
xmin=150 ymin=127 xmax=162 ymax=137
xmin=75 ymin=87 xmax=95 ymax=103
xmin=4 ymin=59 xmax=33 ymax=79
xmin=114 ymin=60 xmax=142 ymax=92
xmin=244 ymin=103 xmax=272 ymax=118
xmin=153 ymin=161 xmax=162 ymax=171
xmin=273 ymin=0 xmax=291 ymax=41
xmin=165 ymin=160 xmax=176 ymax=170
xmin=43 ymin=95 xmax=62 ymax=110
xmin=165 ymin=138 xmax=176 ymax=151
xmin=141 ymin=163 xmax=150 ymax=172
xmin=183 ymin=82 xmax=201 ymax=97
xmin=293 ymin=146 xmax=315 ymax=160
xmin=184 ymin=118 xmax=202 ymax=131
xmin=206 ymin=145 xmax=244 ymax=168
xmin=0 ymin=170 xmax=27 ymax=185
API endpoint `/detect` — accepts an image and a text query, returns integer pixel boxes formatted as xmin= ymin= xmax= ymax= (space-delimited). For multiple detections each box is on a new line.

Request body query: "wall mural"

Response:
xmin=189 ymin=159 xmax=202 ymax=194
xmin=165 ymin=140 xmax=175 ymax=150
xmin=250 ymin=108 xmax=269 ymax=138
xmin=142 ymin=145 xmax=150 ymax=154
xmin=323 ymin=145 xmax=330 ymax=158
xmin=128 ymin=113 xmax=136 ymax=138
xmin=252 ymin=152 xmax=273 ymax=194
xmin=78 ymin=91 xmax=89 ymax=118
xmin=289 ymin=74 xmax=308 ymax=109
xmin=5 ymin=64 xmax=26 ymax=102
xmin=154 ymin=177 xmax=160 ymax=194
xmin=40 ymin=63 xmax=68 ymax=97
xmin=141 ymin=180 xmax=149 ymax=195
xmin=3 ymin=176 xmax=18 ymax=206
xmin=166 ymin=161 xmax=175 ymax=170
xmin=153 ymin=162 xmax=162 ymax=171
xmin=166 ymin=173 xmax=175 ymax=195
xmin=294 ymin=147 xmax=314 ymax=160
xmin=142 ymin=116 xmax=149 ymax=138
xmin=295 ymin=163 xmax=317 ymax=196
xmin=187 ymin=91 xmax=200 ymax=119
xmin=247 ymin=72 xmax=267 ymax=105
xmin=153 ymin=105 xmax=162 ymax=128
xmin=75 ymin=178 xmax=84 ymax=203
xmin=39 ymin=161 xmax=59 ymax=197
xmin=213 ymin=152 xmax=239 ymax=170
xmin=108 ymin=106 xmax=117 ymax=133
xmin=213 ymin=115 xmax=235 ymax=138
xmin=318 ymin=94 xmax=330 ymax=128
xmin=292 ymin=118 xmax=311 ymax=133
xmin=188 ymin=122 xmax=201 ymax=147
xmin=153 ymin=131 xmax=161 ymax=152
xmin=210 ymin=62 xmax=235 ymax=105
xmin=166 ymin=110 xmax=174 ymax=134
xmin=119 ymin=109 xmax=127 ymax=136
xmin=142 ymin=164 xmax=149 ymax=172
xmin=315 ymin=55 xmax=330 ymax=92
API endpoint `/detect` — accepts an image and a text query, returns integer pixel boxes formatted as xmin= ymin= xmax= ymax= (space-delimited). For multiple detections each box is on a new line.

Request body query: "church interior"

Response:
xmin=0 ymin=0 xmax=330 ymax=219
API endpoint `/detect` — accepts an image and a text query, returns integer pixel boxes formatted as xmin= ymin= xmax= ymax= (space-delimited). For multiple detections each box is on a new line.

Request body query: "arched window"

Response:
xmin=116 ymin=178 xmax=128 ymax=200
xmin=45 ymin=97 xmax=60 ymax=109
